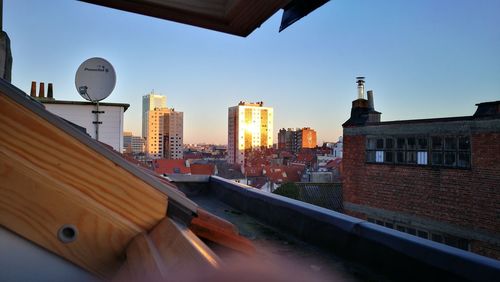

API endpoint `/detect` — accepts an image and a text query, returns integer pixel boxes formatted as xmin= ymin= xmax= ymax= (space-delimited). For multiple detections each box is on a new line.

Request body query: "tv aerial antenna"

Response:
xmin=75 ymin=57 xmax=116 ymax=141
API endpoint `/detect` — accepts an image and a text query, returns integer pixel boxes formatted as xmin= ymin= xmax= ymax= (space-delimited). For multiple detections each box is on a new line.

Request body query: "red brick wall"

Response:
xmin=471 ymin=241 xmax=500 ymax=260
xmin=342 ymin=133 xmax=500 ymax=258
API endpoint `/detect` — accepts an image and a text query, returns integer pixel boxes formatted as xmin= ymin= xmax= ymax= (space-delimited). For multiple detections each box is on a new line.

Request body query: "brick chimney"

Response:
xmin=367 ymin=90 xmax=381 ymax=123
xmin=47 ymin=83 xmax=54 ymax=99
xmin=30 ymin=81 xmax=37 ymax=97
xmin=38 ymin=82 xmax=45 ymax=98
xmin=343 ymin=77 xmax=381 ymax=127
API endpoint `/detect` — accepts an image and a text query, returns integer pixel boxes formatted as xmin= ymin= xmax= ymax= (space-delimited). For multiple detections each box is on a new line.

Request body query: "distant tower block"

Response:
xmin=356 ymin=76 xmax=365 ymax=99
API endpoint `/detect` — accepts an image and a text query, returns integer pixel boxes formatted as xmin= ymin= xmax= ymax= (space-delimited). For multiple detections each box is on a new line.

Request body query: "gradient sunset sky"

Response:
xmin=5 ymin=0 xmax=500 ymax=144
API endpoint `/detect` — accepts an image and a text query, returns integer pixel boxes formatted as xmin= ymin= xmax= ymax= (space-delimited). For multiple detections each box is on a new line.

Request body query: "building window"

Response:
xmin=367 ymin=217 xmax=469 ymax=251
xmin=366 ymin=135 xmax=470 ymax=168
xmin=366 ymin=138 xmax=384 ymax=162
xmin=395 ymin=138 xmax=406 ymax=163
xmin=433 ymin=136 xmax=470 ymax=168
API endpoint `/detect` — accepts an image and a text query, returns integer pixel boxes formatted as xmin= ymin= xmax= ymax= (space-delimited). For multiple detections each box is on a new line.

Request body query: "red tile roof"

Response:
xmin=153 ymin=159 xmax=190 ymax=175
xmin=190 ymin=163 xmax=216 ymax=175
xmin=296 ymin=152 xmax=316 ymax=164
xmin=244 ymin=166 xmax=263 ymax=177
xmin=263 ymin=165 xmax=304 ymax=183
xmin=326 ymin=158 xmax=342 ymax=169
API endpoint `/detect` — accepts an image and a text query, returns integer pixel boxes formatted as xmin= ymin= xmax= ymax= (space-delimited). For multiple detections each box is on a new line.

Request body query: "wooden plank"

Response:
xmin=149 ymin=218 xmax=222 ymax=275
xmin=120 ymin=233 xmax=167 ymax=281
xmin=0 ymin=93 xmax=167 ymax=230
xmin=190 ymin=209 xmax=255 ymax=255
xmin=0 ymin=149 xmax=141 ymax=278
xmin=113 ymin=218 xmax=222 ymax=281
xmin=195 ymin=208 xmax=238 ymax=233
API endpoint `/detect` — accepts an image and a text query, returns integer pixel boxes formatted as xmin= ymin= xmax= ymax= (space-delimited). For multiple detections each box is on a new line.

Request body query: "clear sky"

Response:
xmin=4 ymin=0 xmax=500 ymax=144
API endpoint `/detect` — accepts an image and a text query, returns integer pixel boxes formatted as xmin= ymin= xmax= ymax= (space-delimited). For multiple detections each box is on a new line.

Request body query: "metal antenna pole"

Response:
xmin=96 ymin=101 xmax=99 ymax=141
xmin=93 ymin=101 xmax=103 ymax=141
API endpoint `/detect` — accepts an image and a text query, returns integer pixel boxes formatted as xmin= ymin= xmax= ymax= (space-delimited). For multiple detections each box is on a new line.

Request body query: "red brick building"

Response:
xmin=342 ymin=93 xmax=500 ymax=259
xmin=278 ymin=127 xmax=317 ymax=152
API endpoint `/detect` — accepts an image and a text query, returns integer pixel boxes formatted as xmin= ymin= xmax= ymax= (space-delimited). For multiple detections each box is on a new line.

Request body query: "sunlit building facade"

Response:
xmin=145 ymin=108 xmax=183 ymax=160
xmin=278 ymin=127 xmax=317 ymax=152
xmin=142 ymin=92 xmax=166 ymax=139
xmin=163 ymin=110 xmax=183 ymax=159
xmin=142 ymin=92 xmax=183 ymax=160
xmin=228 ymin=101 xmax=273 ymax=165
xmin=300 ymin=127 xmax=317 ymax=149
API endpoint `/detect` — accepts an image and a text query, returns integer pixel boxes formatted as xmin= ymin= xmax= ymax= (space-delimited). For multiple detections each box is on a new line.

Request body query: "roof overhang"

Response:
xmin=80 ymin=0 xmax=293 ymax=37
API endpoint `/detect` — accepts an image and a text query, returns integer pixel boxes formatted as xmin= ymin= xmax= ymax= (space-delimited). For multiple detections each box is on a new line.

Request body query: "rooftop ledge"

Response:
xmin=170 ymin=175 xmax=500 ymax=282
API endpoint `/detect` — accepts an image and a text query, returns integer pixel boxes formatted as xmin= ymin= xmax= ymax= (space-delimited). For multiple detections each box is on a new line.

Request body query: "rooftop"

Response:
xmin=171 ymin=175 xmax=500 ymax=282
xmin=38 ymin=98 xmax=130 ymax=111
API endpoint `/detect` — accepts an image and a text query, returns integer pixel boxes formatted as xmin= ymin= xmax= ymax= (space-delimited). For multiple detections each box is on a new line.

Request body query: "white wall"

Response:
xmin=44 ymin=103 xmax=125 ymax=152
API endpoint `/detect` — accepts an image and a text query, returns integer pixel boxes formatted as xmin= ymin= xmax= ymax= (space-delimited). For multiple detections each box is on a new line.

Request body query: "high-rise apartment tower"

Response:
xmin=142 ymin=92 xmax=166 ymax=138
xmin=278 ymin=127 xmax=317 ymax=152
xmin=142 ymin=93 xmax=183 ymax=160
xmin=228 ymin=101 xmax=273 ymax=165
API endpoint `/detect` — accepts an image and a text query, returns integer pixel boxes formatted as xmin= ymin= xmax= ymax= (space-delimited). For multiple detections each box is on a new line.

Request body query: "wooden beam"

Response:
xmin=0 ymin=93 xmax=167 ymax=230
xmin=0 ymin=90 xmax=169 ymax=277
xmin=149 ymin=218 xmax=221 ymax=273
xmin=114 ymin=218 xmax=222 ymax=281
xmin=119 ymin=233 xmax=167 ymax=281
xmin=0 ymin=149 xmax=139 ymax=277
xmin=190 ymin=209 xmax=255 ymax=255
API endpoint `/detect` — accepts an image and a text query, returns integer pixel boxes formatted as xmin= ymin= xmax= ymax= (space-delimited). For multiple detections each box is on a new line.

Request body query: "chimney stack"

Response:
xmin=38 ymin=82 xmax=45 ymax=98
xmin=367 ymin=90 xmax=374 ymax=110
xmin=343 ymin=77 xmax=381 ymax=127
xmin=30 ymin=81 xmax=37 ymax=97
xmin=473 ymin=101 xmax=500 ymax=118
xmin=48 ymin=83 xmax=53 ymax=99
xmin=356 ymin=77 xmax=365 ymax=99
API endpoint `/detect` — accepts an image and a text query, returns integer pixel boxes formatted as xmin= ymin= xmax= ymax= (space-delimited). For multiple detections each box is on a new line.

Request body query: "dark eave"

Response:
xmin=80 ymin=0 xmax=292 ymax=37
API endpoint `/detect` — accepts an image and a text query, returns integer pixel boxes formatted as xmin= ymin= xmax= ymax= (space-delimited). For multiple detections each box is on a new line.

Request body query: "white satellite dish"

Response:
xmin=75 ymin=57 xmax=116 ymax=102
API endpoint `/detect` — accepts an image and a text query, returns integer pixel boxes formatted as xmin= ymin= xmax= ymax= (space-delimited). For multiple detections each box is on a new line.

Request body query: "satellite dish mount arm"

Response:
xmin=92 ymin=101 xmax=103 ymax=141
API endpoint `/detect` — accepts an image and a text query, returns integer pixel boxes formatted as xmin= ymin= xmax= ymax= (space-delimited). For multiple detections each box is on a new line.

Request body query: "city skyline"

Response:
xmin=5 ymin=0 xmax=500 ymax=144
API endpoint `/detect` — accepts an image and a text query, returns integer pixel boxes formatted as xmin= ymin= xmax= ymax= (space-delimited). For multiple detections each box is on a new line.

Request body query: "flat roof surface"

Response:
xmin=189 ymin=194 xmax=390 ymax=282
